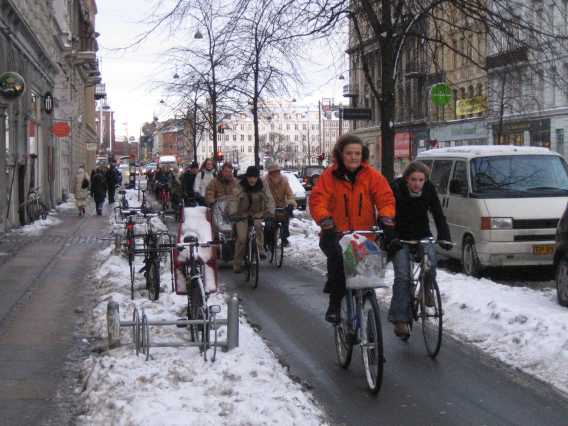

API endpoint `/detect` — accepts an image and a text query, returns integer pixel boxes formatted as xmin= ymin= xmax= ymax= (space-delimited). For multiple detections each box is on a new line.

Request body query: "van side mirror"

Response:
xmin=449 ymin=179 xmax=468 ymax=196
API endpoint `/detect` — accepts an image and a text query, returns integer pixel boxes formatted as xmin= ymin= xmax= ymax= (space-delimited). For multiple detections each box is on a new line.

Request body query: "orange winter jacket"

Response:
xmin=309 ymin=162 xmax=395 ymax=232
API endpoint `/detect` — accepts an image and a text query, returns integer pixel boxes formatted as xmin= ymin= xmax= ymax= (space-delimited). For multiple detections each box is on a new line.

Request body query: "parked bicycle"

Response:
xmin=398 ymin=237 xmax=454 ymax=358
xmin=140 ymin=213 xmax=165 ymax=301
xmin=335 ymin=228 xmax=386 ymax=394
xmin=176 ymin=236 xmax=221 ymax=350
xmin=20 ymin=187 xmax=49 ymax=222
xmin=118 ymin=187 xmax=129 ymax=209
xmin=157 ymin=182 xmax=171 ymax=211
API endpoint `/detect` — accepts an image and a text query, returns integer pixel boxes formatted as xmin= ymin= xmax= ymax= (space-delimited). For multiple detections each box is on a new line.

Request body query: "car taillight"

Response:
xmin=481 ymin=217 xmax=491 ymax=230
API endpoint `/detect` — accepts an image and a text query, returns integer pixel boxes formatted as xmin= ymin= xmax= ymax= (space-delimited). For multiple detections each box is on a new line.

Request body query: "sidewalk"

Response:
xmin=0 ymin=207 xmax=110 ymax=425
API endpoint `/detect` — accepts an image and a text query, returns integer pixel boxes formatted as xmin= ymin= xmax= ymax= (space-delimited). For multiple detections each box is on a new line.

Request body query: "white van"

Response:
xmin=416 ymin=145 xmax=568 ymax=276
xmin=158 ymin=155 xmax=178 ymax=171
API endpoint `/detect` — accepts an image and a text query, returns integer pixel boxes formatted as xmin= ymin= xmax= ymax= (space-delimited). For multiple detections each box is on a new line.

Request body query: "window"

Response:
xmin=450 ymin=161 xmax=468 ymax=195
xmin=430 ymin=160 xmax=453 ymax=194
xmin=286 ymin=124 xmax=290 ymax=130
xmin=241 ymin=146 xmax=244 ymax=153
xmin=248 ymin=146 xmax=252 ymax=153
xmin=294 ymin=134 xmax=298 ymax=141
xmin=233 ymin=134 xmax=237 ymax=141
xmin=248 ymin=134 xmax=252 ymax=141
xmin=240 ymin=134 xmax=244 ymax=141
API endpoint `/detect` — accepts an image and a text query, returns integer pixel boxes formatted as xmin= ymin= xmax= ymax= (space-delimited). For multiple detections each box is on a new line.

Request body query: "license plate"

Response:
xmin=533 ymin=244 xmax=554 ymax=255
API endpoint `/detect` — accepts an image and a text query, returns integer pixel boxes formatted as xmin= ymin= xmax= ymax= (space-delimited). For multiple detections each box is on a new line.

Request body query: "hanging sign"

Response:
xmin=52 ymin=121 xmax=71 ymax=137
xmin=0 ymin=71 xmax=26 ymax=100
xmin=431 ymin=83 xmax=452 ymax=107
xmin=44 ymin=92 xmax=54 ymax=114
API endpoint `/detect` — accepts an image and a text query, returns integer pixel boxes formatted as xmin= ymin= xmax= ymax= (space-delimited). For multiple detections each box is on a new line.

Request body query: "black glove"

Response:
xmin=387 ymin=238 xmax=402 ymax=254
xmin=320 ymin=217 xmax=334 ymax=230
xmin=439 ymin=241 xmax=453 ymax=251
xmin=381 ymin=224 xmax=397 ymax=250
xmin=285 ymin=204 xmax=294 ymax=217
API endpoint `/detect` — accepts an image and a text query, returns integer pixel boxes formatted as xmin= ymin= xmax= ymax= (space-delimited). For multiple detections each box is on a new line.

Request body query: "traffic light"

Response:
xmin=218 ymin=123 xmax=225 ymax=134
xmin=216 ymin=151 xmax=224 ymax=162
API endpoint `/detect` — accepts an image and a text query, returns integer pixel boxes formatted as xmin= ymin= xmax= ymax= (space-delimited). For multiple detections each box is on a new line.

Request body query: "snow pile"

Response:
xmin=13 ymin=212 xmax=62 ymax=236
xmin=288 ymin=213 xmax=568 ymax=395
xmin=79 ymin=197 xmax=326 ymax=425
xmin=56 ymin=194 xmax=78 ymax=212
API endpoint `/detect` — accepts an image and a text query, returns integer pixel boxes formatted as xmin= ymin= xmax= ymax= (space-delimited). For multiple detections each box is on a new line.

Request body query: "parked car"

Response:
xmin=553 ymin=205 xmax=568 ymax=306
xmin=282 ymin=170 xmax=307 ymax=210
xmin=299 ymin=165 xmax=325 ymax=191
xmin=416 ymin=145 xmax=568 ymax=277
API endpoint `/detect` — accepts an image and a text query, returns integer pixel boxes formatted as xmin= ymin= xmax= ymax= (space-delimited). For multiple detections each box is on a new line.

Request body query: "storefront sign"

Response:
xmin=431 ymin=83 xmax=452 ymax=107
xmin=456 ymin=96 xmax=487 ymax=116
xmin=430 ymin=120 xmax=488 ymax=142
xmin=395 ymin=132 xmax=411 ymax=159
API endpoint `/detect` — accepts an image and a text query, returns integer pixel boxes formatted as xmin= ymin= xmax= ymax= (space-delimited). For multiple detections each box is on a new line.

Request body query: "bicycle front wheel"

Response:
xmin=250 ymin=241 xmax=259 ymax=289
xmin=334 ymin=295 xmax=354 ymax=368
xmin=147 ymin=257 xmax=160 ymax=301
xmin=420 ymin=276 xmax=443 ymax=358
xmin=361 ymin=292 xmax=384 ymax=394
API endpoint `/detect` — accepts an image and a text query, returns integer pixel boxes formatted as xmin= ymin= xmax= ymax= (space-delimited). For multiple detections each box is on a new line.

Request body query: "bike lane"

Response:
xmin=222 ymin=263 xmax=568 ymax=426
xmin=0 ymin=211 xmax=109 ymax=425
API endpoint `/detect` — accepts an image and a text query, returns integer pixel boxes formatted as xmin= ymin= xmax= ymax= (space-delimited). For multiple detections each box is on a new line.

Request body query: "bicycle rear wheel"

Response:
xmin=361 ymin=292 xmax=384 ymax=394
xmin=334 ymin=295 xmax=354 ymax=368
xmin=250 ymin=241 xmax=259 ymax=289
xmin=146 ymin=257 xmax=160 ymax=301
xmin=420 ymin=275 xmax=443 ymax=358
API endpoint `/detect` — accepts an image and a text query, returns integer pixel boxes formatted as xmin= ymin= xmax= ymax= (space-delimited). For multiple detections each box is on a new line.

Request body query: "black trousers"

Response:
xmin=108 ymin=188 xmax=115 ymax=203
xmin=319 ymin=231 xmax=346 ymax=303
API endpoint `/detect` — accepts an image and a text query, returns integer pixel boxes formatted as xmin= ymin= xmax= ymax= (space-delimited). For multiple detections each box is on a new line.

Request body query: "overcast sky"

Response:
xmin=96 ymin=1 xmax=347 ymax=140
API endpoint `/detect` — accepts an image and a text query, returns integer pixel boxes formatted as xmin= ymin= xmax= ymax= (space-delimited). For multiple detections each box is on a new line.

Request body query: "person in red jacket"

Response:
xmin=309 ymin=134 xmax=396 ymax=323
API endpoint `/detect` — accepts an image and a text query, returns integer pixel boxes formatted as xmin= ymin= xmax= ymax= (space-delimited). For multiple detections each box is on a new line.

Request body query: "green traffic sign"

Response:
xmin=431 ymin=83 xmax=452 ymax=107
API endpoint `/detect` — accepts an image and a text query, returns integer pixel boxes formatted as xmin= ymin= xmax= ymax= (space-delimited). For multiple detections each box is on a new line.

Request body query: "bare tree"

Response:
xmin=294 ymin=0 xmax=568 ymax=180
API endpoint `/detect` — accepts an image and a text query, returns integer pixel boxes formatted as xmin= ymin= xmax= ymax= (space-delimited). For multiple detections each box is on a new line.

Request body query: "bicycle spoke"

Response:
xmin=421 ymin=279 xmax=443 ymax=358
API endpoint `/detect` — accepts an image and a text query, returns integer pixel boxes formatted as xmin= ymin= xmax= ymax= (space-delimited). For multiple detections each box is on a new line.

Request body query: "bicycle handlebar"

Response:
xmin=399 ymin=238 xmax=455 ymax=246
xmin=176 ymin=241 xmax=222 ymax=251
xmin=340 ymin=226 xmax=384 ymax=236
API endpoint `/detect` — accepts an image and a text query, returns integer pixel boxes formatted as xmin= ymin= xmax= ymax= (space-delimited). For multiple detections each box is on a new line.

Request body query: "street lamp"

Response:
xmin=194 ymin=29 xmax=203 ymax=39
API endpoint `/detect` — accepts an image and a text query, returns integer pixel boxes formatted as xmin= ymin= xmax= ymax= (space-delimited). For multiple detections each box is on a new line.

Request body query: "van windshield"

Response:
xmin=470 ymin=155 xmax=568 ymax=197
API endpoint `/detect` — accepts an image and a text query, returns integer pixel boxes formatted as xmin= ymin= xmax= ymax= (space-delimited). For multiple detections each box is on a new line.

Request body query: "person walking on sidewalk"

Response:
xmin=90 ymin=166 xmax=107 ymax=216
xmin=74 ymin=165 xmax=90 ymax=216
xmin=309 ymin=134 xmax=396 ymax=323
xmin=105 ymin=162 xmax=122 ymax=204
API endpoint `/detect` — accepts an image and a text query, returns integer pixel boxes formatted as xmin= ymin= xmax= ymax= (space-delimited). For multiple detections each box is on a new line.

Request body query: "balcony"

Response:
xmin=343 ymin=84 xmax=358 ymax=97
xmin=487 ymin=46 xmax=528 ymax=69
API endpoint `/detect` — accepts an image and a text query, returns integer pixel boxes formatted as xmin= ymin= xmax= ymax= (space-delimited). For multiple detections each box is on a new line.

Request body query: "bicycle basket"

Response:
xmin=340 ymin=234 xmax=387 ymax=289
xmin=212 ymin=199 xmax=232 ymax=232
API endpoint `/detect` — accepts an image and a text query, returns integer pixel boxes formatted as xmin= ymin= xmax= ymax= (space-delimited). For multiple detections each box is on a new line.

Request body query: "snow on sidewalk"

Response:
xmin=287 ymin=213 xmax=568 ymax=396
xmin=78 ymin=206 xmax=327 ymax=425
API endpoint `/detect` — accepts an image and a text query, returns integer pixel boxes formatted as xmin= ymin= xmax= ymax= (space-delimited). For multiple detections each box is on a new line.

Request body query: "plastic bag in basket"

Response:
xmin=339 ymin=233 xmax=387 ymax=289
xmin=212 ymin=199 xmax=232 ymax=232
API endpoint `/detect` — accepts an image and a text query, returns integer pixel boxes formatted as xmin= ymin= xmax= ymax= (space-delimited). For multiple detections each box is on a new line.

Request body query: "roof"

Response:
xmin=417 ymin=145 xmax=558 ymax=159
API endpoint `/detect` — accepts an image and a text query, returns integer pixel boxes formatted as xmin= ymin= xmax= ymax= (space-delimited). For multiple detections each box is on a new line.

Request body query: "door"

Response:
xmin=429 ymin=159 xmax=454 ymax=256
xmin=445 ymin=160 xmax=471 ymax=257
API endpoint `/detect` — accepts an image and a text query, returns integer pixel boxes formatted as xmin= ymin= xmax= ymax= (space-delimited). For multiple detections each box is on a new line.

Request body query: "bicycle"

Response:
xmin=243 ymin=217 xmax=260 ymax=289
xmin=267 ymin=208 xmax=289 ymax=268
xmin=158 ymin=183 xmax=171 ymax=211
xmin=398 ymin=237 xmax=454 ymax=358
xmin=176 ymin=236 xmax=221 ymax=353
xmin=141 ymin=213 xmax=164 ymax=301
xmin=334 ymin=228 xmax=386 ymax=394
xmin=118 ymin=187 xmax=129 ymax=209
xmin=20 ymin=187 xmax=49 ymax=222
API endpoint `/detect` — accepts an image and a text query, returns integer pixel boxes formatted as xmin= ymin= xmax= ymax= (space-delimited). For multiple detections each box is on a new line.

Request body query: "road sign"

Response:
xmin=52 ymin=121 xmax=70 ymax=137
xmin=431 ymin=83 xmax=452 ymax=107
xmin=342 ymin=108 xmax=372 ymax=121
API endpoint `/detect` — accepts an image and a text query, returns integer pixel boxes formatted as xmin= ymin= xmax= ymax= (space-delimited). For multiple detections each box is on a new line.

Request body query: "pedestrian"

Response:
xmin=74 ymin=165 xmax=90 ymax=216
xmin=263 ymin=161 xmax=296 ymax=247
xmin=106 ymin=162 xmax=122 ymax=204
xmin=309 ymin=134 xmax=396 ymax=323
xmin=90 ymin=166 xmax=107 ymax=216
xmin=228 ymin=166 xmax=275 ymax=273
xmin=193 ymin=158 xmax=216 ymax=204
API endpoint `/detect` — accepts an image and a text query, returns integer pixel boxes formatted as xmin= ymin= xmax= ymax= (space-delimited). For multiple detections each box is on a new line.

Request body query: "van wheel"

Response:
xmin=555 ymin=257 xmax=568 ymax=307
xmin=462 ymin=236 xmax=482 ymax=278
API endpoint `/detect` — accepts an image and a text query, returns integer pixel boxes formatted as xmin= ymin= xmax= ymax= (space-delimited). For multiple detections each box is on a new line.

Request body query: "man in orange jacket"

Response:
xmin=309 ymin=134 xmax=396 ymax=323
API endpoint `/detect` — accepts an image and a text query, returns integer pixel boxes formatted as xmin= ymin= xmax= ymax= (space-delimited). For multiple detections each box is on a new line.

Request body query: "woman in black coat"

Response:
xmin=90 ymin=166 xmax=108 ymax=215
xmin=387 ymin=161 xmax=452 ymax=338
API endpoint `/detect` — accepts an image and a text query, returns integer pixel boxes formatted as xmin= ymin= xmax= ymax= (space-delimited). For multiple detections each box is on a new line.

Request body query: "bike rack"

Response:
xmin=106 ymin=293 xmax=240 ymax=362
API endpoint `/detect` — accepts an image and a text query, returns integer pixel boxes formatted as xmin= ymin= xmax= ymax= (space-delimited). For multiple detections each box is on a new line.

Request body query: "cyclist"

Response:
xmin=194 ymin=158 xmax=216 ymax=204
xmin=181 ymin=162 xmax=200 ymax=205
xmin=263 ymin=161 xmax=296 ymax=247
xmin=205 ymin=161 xmax=237 ymax=207
xmin=228 ymin=166 xmax=275 ymax=273
xmin=388 ymin=160 xmax=452 ymax=338
xmin=309 ymin=134 xmax=396 ymax=323
xmin=156 ymin=166 xmax=174 ymax=206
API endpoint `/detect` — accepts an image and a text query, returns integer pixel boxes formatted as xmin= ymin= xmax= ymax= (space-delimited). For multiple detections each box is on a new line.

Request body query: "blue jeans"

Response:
xmin=388 ymin=243 xmax=437 ymax=323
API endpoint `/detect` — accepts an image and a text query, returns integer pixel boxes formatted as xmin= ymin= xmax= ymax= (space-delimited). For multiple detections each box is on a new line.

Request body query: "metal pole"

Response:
xmin=0 ymin=104 xmax=7 ymax=231
xmin=107 ymin=301 xmax=121 ymax=349
xmin=339 ymin=107 xmax=343 ymax=136
xmin=226 ymin=293 xmax=239 ymax=351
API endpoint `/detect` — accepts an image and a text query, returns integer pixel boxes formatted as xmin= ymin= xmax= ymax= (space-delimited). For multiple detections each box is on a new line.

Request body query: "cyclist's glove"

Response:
xmin=319 ymin=217 xmax=334 ymax=230
xmin=386 ymin=238 xmax=402 ymax=255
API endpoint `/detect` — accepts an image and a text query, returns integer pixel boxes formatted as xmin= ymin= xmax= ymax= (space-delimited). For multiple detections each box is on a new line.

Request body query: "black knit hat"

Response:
xmin=245 ymin=166 xmax=260 ymax=177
